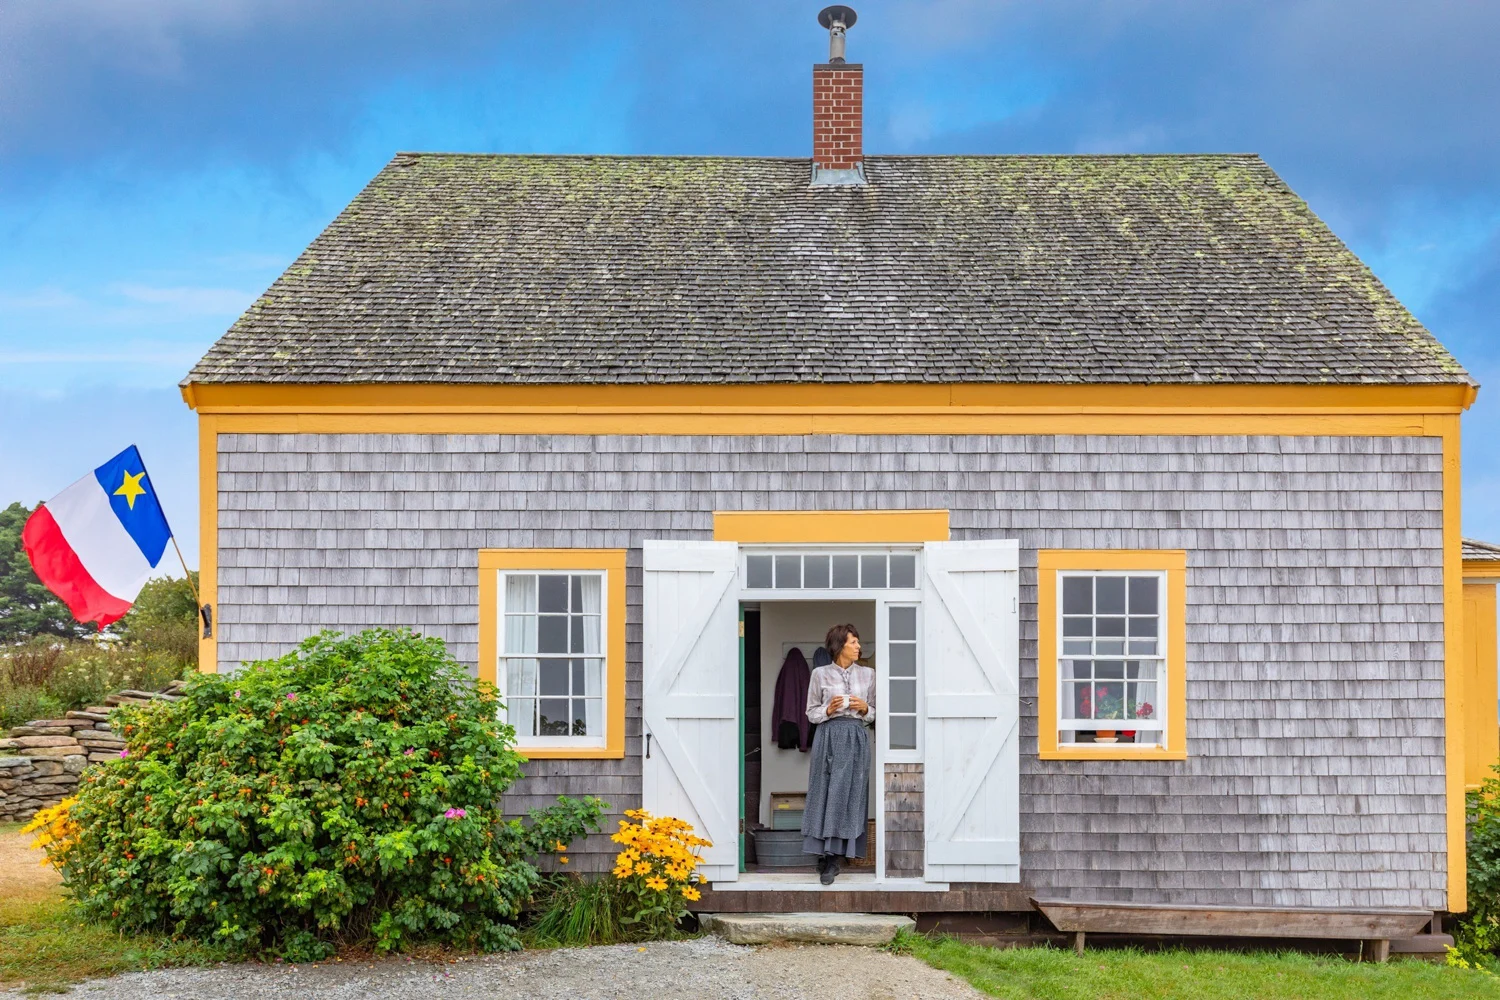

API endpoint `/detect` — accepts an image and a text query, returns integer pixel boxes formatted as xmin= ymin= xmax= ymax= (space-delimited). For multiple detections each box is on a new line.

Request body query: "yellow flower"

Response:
xmin=682 ymin=886 xmax=701 ymax=901
xmin=554 ymin=840 xmax=567 ymax=851
xmin=634 ymin=862 xmax=652 ymax=876
xmin=558 ymin=856 xmax=569 ymax=864
xmin=646 ymin=876 xmax=668 ymax=892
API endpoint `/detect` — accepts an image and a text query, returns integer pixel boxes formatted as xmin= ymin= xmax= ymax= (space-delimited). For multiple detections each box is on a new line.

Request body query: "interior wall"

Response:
xmin=757 ymin=600 xmax=877 ymax=827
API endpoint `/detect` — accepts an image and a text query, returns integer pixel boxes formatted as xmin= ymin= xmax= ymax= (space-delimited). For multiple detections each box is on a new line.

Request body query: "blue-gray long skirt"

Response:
xmin=801 ymin=716 xmax=870 ymax=859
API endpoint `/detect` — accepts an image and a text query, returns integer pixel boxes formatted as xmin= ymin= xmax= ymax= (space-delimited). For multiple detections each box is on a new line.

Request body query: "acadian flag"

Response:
xmin=21 ymin=445 xmax=174 ymax=629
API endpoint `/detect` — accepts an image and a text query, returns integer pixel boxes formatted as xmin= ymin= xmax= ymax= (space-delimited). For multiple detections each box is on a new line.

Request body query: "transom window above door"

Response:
xmin=742 ymin=549 xmax=921 ymax=590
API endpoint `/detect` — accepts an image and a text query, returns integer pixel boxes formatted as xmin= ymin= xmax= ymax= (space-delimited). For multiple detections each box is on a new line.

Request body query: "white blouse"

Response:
xmin=805 ymin=662 xmax=877 ymax=725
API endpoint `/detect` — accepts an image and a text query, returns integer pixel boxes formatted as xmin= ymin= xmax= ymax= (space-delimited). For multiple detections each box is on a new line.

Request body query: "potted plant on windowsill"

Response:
xmin=1121 ymin=701 xmax=1154 ymax=744
xmin=1095 ymin=690 xmax=1125 ymax=743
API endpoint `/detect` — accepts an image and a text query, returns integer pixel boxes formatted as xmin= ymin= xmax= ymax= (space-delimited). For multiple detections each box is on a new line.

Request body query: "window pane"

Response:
xmin=506 ymin=698 xmax=535 ymax=737
xmin=584 ymin=659 xmax=603 ymax=697
xmin=1063 ymin=616 xmax=1092 ymax=637
xmin=538 ymin=700 xmax=569 ymax=736
xmin=774 ymin=555 xmax=801 ymax=589
xmin=804 ymin=555 xmax=831 ymax=588
xmin=506 ymin=658 xmax=538 ymax=697
xmin=890 ymin=679 xmax=917 ymax=714
xmin=584 ymin=697 xmax=603 ymax=736
xmin=1095 ymin=660 xmax=1125 ymax=680
xmin=571 ymin=698 xmax=590 ymax=736
xmin=1063 ymin=640 xmax=1091 ymax=656
xmin=539 ymin=660 xmax=569 ymax=696
xmin=1095 ymin=639 xmax=1124 ymax=655
xmin=1128 ymin=576 xmax=1158 ymax=615
xmin=1096 ymin=576 xmax=1126 ymax=614
xmin=831 ymin=555 xmax=859 ymax=588
xmin=1062 ymin=577 xmax=1092 ymax=615
xmin=890 ymin=554 xmax=917 ymax=589
xmin=889 ymin=716 xmax=916 ymax=751
xmin=578 ymin=575 xmax=602 ymax=613
xmin=538 ymin=615 xmax=569 ymax=653
xmin=1061 ymin=658 xmax=1088 ymax=681
xmin=889 ymin=606 xmax=917 ymax=641
xmin=504 ymin=614 xmax=537 ymax=654
xmin=1068 ymin=682 xmax=1092 ymax=719
xmin=1096 ymin=616 xmax=1126 ymax=637
xmin=861 ymin=555 xmax=888 ymax=588
xmin=889 ymin=644 xmax=916 ymax=676
xmin=1094 ymin=681 xmax=1126 ymax=719
xmin=1129 ymin=661 xmax=1158 ymax=681
xmin=1128 ymin=615 xmax=1158 ymax=638
xmin=747 ymin=555 xmax=773 ymax=588
xmin=1128 ymin=639 xmax=1158 ymax=655
xmin=570 ymin=574 xmax=583 ymax=612
xmin=570 ymin=659 xmax=586 ymax=696
xmin=539 ymin=575 xmax=569 ymax=613
xmin=1131 ymin=683 xmax=1158 ymax=718
xmin=504 ymin=574 xmax=538 ymax=612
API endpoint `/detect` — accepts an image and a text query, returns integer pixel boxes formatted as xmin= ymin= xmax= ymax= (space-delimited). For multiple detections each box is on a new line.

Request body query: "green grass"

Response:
xmin=904 ymin=933 xmax=1500 ymax=1000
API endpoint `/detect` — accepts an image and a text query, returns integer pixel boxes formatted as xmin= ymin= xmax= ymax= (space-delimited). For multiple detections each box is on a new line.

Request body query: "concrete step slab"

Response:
xmin=701 ymin=911 xmax=916 ymax=946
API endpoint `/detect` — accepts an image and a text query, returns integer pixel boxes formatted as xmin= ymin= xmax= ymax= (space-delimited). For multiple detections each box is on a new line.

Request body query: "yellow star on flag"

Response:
xmin=114 ymin=470 xmax=148 ymax=509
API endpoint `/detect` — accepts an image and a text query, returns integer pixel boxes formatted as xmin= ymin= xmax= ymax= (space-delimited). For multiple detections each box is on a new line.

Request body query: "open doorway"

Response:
xmin=742 ymin=600 xmax=878 ymax=875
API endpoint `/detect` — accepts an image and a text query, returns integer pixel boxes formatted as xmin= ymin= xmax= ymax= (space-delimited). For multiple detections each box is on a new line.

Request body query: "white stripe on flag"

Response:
xmin=46 ymin=472 xmax=154 ymax=604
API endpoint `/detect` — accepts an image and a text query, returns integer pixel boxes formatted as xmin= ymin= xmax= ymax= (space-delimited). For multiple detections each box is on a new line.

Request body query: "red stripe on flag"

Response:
xmin=21 ymin=504 xmax=133 ymax=630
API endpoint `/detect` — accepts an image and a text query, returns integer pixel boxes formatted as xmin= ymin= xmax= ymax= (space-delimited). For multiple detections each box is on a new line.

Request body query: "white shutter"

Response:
xmin=642 ymin=540 xmax=740 ymax=881
xmin=922 ymin=539 xmax=1021 ymax=883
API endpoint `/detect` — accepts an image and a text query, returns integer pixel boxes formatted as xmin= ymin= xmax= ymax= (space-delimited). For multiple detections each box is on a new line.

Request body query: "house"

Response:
xmin=181 ymin=13 xmax=1484 ymax=921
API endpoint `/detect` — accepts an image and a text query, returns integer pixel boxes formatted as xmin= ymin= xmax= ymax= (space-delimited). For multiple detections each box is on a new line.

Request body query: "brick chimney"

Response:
xmin=812 ymin=6 xmax=864 ymax=185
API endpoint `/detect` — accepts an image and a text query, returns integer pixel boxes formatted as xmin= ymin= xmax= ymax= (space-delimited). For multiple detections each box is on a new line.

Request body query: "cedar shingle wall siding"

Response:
xmin=215 ymin=432 xmax=1446 ymax=909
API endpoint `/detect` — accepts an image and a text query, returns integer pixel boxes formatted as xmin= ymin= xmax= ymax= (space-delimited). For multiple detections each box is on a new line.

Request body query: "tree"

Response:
xmin=0 ymin=501 xmax=89 ymax=642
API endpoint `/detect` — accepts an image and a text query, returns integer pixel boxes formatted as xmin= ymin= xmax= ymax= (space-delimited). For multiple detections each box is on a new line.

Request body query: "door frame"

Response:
xmin=734 ymin=542 xmax=928 ymax=885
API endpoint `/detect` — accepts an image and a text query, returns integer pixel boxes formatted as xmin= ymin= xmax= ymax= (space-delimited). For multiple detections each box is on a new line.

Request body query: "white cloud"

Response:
xmin=111 ymin=282 xmax=256 ymax=314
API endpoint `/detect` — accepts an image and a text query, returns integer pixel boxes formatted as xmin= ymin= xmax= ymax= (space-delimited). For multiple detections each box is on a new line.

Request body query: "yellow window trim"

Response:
xmin=477 ymin=549 xmax=628 ymax=760
xmin=713 ymin=510 xmax=949 ymax=543
xmin=1037 ymin=550 xmax=1189 ymax=761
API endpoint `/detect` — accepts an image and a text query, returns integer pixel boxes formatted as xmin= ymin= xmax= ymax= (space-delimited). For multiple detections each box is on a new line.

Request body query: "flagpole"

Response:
xmin=171 ymin=535 xmax=200 ymax=607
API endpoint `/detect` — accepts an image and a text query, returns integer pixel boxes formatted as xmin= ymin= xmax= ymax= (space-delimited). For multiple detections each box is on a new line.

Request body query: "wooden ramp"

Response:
xmin=1032 ymin=898 xmax=1436 ymax=963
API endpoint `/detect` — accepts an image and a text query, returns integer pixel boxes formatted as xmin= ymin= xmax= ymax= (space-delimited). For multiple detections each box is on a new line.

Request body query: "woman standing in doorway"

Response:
xmin=802 ymin=623 xmax=875 ymax=885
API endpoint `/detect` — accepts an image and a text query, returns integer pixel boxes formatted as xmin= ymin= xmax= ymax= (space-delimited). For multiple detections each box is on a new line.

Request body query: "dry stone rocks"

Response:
xmin=0 ymin=678 xmax=190 ymax=821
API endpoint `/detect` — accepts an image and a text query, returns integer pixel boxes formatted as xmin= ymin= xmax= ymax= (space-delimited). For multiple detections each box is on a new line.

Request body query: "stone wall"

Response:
xmin=0 ymin=682 xmax=183 ymax=822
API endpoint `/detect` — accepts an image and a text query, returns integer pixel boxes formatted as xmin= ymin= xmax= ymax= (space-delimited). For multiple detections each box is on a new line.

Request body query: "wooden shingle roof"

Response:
xmin=186 ymin=153 xmax=1472 ymax=386
xmin=1464 ymin=539 xmax=1500 ymax=562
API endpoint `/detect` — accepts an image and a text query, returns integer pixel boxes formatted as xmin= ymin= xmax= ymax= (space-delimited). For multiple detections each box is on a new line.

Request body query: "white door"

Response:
xmin=922 ymin=539 xmax=1021 ymax=882
xmin=641 ymin=540 xmax=740 ymax=881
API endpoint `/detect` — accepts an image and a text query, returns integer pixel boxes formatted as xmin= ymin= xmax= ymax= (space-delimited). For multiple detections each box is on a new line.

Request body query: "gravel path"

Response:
xmin=20 ymin=937 xmax=985 ymax=1000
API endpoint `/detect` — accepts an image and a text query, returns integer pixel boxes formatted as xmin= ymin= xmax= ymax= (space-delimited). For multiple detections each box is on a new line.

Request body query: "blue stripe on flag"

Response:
xmin=93 ymin=445 xmax=172 ymax=568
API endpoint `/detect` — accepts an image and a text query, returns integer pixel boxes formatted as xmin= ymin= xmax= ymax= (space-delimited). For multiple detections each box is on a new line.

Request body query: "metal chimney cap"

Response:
xmin=817 ymin=5 xmax=857 ymax=30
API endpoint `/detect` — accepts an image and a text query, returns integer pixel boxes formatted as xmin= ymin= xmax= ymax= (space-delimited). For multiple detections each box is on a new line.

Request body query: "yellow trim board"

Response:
xmin=197 ymin=414 xmax=218 ymax=674
xmin=1463 ymin=583 xmax=1498 ymax=791
xmin=714 ymin=510 xmax=949 ymax=543
xmin=1036 ymin=550 xmax=1189 ymax=761
xmin=476 ymin=549 xmax=628 ymax=760
xmin=1464 ymin=562 xmax=1500 ymax=580
xmin=183 ymin=381 xmax=1477 ymax=414
xmin=1441 ymin=415 xmax=1467 ymax=911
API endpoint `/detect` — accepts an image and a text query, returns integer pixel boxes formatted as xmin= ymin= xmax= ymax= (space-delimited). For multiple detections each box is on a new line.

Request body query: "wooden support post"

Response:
xmin=1364 ymin=938 xmax=1390 ymax=963
xmin=1073 ymin=930 xmax=1086 ymax=956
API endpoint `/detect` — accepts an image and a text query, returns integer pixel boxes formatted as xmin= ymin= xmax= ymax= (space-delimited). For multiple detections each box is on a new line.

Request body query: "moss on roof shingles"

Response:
xmin=186 ymin=153 xmax=1472 ymax=386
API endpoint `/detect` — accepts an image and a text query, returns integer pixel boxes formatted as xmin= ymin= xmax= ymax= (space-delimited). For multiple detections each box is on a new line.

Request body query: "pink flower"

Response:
xmin=119 ymin=748 xmax=129 ymax=758
xmin=285 ymin=692 xmax=297 ymax=701
xmin=444 ymin=808 xmax=467 ymax=819
xmin=404 ymin=748 xmax=415 ymax=756
xmin=232 ymin=690 xmax=241 ymax=700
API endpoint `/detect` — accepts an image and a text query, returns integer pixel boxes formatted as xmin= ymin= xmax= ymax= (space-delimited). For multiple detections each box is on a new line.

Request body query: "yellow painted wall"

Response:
xmin=1465 ymin=582 xmax=1500 ymax=789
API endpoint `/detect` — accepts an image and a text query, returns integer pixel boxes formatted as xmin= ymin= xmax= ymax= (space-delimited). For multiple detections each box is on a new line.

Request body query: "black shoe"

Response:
xmin=814 ymin=854 xmax=829 ymax=875
xmin=820 ymin=857 xmax=841 ymax=885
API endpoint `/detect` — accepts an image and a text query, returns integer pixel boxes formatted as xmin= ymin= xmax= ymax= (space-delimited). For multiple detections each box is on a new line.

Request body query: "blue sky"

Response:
xmin=2 ymin=0 xmax=1497 ymax=568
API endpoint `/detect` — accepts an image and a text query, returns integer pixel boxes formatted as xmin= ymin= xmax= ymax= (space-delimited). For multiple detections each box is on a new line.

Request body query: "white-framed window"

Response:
xmin=498 ymin=571 xmax=606 ymax=747
xmin=1057 ymin=571 xmax=1166 ymax=747
xmin=886 ymin=603 xmax=920 ymax=755
xmin=742 ymin=548 xmax=920 ymax=590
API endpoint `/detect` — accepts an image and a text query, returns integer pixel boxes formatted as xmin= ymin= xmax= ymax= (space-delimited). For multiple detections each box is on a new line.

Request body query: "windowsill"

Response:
xmin=515 ymin=744 xmax=619 ymax=759
xmin=1041 ymin=745 xmax=1186 ymax=761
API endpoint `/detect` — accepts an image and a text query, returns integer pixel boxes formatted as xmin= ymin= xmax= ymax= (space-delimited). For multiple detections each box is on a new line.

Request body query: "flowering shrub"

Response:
xmin=609 ymin=808 xmax=710 ymax=938
xmin=22 ymin=795 xmax=79 ymax=864
xmin=46 ymin=628 xmax=602 ymax=960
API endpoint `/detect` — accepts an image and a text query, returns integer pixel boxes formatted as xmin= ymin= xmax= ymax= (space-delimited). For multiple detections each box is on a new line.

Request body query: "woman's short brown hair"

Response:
xmin=825 ymin=623 xmax=861 ymax=663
